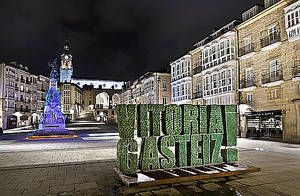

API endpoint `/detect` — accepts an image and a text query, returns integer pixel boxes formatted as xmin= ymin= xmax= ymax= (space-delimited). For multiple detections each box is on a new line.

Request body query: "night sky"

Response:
xmin=0 ymin=0 xmax=262 ymax=81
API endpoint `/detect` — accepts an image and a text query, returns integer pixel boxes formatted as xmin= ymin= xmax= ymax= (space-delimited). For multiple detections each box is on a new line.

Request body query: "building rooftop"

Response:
xmin=4 ymin=61 xmax=30 ymax=72
xmin=193 ymin=20 xmax=241 ymax=48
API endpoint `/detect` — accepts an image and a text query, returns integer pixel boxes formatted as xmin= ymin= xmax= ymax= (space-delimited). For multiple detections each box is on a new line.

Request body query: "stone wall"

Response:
xmin=237 ymin=0 xmax=300 ymax=143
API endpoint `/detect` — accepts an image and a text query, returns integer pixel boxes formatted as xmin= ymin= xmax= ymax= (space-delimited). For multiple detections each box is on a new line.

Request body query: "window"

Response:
xmin=63 ymin=84 xmax=70 ymax=90
xmin=162 ymin=81 xmax=167 ymax=91
xmin=270 ymin=60 xmax=279 ymax=77
xmin=287 ymin=10 xmax=299 ymax=28
xmin=271 ymin=89 xmax=279 ymax=99
xmin=64 ymin=97 xmax=70 ymax=104
xmin=246 ymin=68 xmax=253 ymax=82
xmin=163 ymin=97 xmax=167 ymax=105
xmin=244 ymin=37 xmax=251 ymax=48
xmin=247 ymin=94 xmax=253 ymax=102
xmin=268 ymin=26 xmax=277 ymax=41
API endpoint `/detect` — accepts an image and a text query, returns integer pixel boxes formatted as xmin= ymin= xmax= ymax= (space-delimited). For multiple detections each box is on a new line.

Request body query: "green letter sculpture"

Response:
xmin=116 ymin=105 xmax=136 ymax=138
xmin=159 ymin=136 xmax=176 ymax=169
xmin=175 ymin=135 xmax=190 ymax=167
xmin=209 ymin=106 xmax=224 ymax=133
xmin=182 ymin=105 xmax=199 ymax=135
xmin=139 ymin=137 xmax=160 ymax=171
xmin=164 ymin=105 xmax=182 ymax=135
xmin=117 ymin=139 xmax=138 ymax=174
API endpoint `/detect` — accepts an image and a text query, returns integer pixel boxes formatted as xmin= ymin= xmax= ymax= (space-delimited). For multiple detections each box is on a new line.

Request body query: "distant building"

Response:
xmin=0 ymin=62 xmax=49 ymax=130
xmin=121 ymin=72 xmax=171 ymax=105
xmin=81 ymin=84 xmax=122 ymax=124
xmin=71 ymin=78 xmax=124 ymax=90
xmin=58 ymin=42 xmax=125 ymax=123
xmin=58 ymin=83 xmax=83 ymax=121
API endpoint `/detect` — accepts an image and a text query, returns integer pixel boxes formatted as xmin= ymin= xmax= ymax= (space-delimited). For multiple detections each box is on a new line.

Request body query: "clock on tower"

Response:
xmin=60 ymin=41 xmax=73 ymax=83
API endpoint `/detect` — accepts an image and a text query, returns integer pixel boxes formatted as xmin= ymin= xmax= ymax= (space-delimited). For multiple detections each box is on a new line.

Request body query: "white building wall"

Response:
xmin=170 ymin=54 xmax=193 ymax=104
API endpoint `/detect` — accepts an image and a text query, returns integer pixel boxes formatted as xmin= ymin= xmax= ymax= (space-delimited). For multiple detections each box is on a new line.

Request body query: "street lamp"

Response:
xmin=155 ymin=75 xmax=161 ymax=104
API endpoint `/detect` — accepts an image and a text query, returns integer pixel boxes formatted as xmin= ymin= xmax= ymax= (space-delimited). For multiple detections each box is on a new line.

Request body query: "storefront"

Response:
xmin=244 ymin=110 xmax=282 ymax=141
xmin=7 ymin=115 xmax=17 ymax=129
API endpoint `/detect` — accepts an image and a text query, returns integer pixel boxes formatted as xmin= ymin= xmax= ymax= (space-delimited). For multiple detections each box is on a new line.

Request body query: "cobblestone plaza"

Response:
xmin=0 ymin=122 xmax=300 ymax=195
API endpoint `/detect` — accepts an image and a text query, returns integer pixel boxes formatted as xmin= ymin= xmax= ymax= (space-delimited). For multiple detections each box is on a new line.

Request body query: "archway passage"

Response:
xmin=95 ymin=92 xmax=110 ymax=123
xmin=112 ymin=94 xmax=121 ymax=106
xmin=96 ymin=92 xmax=110 ymax=109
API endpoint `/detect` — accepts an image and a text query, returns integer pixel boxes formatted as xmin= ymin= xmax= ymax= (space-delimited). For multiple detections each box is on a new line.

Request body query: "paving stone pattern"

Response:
xmin=0 ymin=148 xmax=299 ymax=195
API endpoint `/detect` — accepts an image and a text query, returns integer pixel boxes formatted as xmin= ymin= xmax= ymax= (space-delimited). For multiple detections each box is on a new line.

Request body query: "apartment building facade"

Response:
xmin=190 ymin=47 xmax=203 ymax=105
xmin=237 ymin=0 xmax=300 ymax=142
xmin=189 ymin=21 xmax=240 ymax=108
xmin=0 ymin=62 xmax=49 ymax=130
xmin=170 ymin=55 xmax=193 ymax=104
xmin=59 ymin=83 xmax=83 ymax=121
xmin=121 ymin=72 xmax=171 ymax=105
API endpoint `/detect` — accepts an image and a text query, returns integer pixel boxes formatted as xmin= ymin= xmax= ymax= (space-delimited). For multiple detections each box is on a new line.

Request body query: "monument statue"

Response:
xmin=29 ymin=59 xmax=71 ymax=136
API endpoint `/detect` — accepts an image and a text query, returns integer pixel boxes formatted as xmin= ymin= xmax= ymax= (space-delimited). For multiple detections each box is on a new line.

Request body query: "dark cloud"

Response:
xmin=0 ymin=0 xmax=262 ymax=81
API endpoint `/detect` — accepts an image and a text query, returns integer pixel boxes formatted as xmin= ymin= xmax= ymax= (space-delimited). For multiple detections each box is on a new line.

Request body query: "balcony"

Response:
xmin=202 ymin=55 xmax=235 ymax=72
xmin=239 ymin=44 xmax=255 ymax=58
xmin=240 ymin=79 xmax=257 ymax=92
xmin=241 ymin=79 xmax=256 ymax=88
xmin=193 ymin=66 xmax=202 ymax=76
xmin=260 ymin=33 xmax=281 ymax=50
xmin=193 ymin=92 xmax=203 ymax=99
xmin=261 ymin=70 xmax=283 ymax=86
xmin=292 ymin=61 xmax=300 ymax=80
xmin=171 ymin=73 xmax=191 ymax=82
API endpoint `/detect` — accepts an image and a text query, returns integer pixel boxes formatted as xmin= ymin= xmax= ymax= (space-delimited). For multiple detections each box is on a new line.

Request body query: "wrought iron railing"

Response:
xmin=193 ymin=92 xmax=203 ymax=99
xmin=240 ymin=78 xmax=257 ymax=88
xmin=193 ymin=66 xmax=202 ymax=75
xmin=260 ymin=32 xmax=281 ymax=48
xmin=292 ymin=60 xmax=300 ymax=78
xmin=239 ymin=44 xmax=255 ymax=57
xmin=261 ymin=70 xmax=283 ymax=84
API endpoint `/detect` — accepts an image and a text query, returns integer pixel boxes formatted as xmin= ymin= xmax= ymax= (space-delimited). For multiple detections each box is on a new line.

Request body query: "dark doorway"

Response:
xmin=7 ymin=115 xmax=17 ymax=129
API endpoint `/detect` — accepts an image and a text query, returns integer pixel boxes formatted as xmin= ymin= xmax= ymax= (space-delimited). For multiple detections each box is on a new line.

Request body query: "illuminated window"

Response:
xmin=247 ymin=94 xmax=253 ymax=102
xmin=271 ymin=89 xmax=279 ymax=99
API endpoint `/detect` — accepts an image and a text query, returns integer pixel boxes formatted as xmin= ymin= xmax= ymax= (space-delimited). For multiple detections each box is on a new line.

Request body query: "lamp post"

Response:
xmin=155 ymin=74 xmax=161 ymax=104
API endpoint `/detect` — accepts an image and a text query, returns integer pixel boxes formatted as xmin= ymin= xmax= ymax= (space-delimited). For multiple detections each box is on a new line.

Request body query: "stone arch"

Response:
xmin=112 ymin=94 xmax=121 ymax=106
xmin=96 ymin=92 xmax=110 ymax=109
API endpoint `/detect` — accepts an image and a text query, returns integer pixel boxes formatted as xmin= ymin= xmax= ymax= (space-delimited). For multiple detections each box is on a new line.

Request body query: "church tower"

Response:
xmin=60 ymin=41 xmax=73 ymax=83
